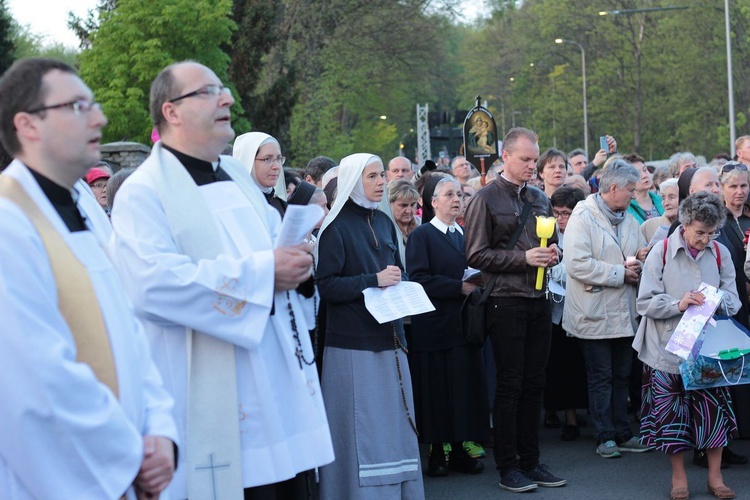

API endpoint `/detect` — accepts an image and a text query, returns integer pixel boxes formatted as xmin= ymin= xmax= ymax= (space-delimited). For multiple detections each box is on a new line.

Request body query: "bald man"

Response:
xmin=690 ymin=166 xmax=721 ymax=197
xmin=387 ymin=156 xmax=414 ymax=182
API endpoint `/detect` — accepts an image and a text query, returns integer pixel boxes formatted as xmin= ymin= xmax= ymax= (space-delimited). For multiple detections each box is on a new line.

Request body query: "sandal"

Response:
xmin=669 ymin=487 xmax=689 ymax=500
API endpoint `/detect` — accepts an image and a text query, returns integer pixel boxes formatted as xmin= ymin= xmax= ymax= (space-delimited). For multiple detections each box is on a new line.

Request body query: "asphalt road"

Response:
xmin=422 ymin=423 xmax=750 ymax=499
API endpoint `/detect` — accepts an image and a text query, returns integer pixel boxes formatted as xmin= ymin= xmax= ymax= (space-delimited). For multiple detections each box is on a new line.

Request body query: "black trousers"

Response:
xmin=243 ymin=470 xmax=317 ymax=500
xmin=487 ymin=296 xmax=551 ymax=475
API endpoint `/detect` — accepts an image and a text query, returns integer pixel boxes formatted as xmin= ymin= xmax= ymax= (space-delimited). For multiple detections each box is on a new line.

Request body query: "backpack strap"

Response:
xmin=661 ymin=237 xmax=720 ymax=269
xmin=713 ymin=240 xmax=721 ymax=269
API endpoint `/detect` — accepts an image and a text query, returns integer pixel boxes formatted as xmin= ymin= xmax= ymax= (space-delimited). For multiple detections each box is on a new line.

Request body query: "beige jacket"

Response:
xmin=633 ymin=228 xmax=740 ymax=374
xmin=562 ymin=195 xmax=646 ymax=339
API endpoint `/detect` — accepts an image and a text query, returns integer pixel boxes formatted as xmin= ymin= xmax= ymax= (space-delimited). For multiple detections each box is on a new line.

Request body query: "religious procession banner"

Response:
xmin=462 ymin=96 xmax=499 ymax=187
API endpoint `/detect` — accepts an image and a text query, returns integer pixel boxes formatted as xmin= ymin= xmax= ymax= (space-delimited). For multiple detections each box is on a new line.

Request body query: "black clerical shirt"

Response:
xmin=162 ymin=144 xmax=231 ymax=185
xmin=29 ymin=168 xmax=87 ymax=232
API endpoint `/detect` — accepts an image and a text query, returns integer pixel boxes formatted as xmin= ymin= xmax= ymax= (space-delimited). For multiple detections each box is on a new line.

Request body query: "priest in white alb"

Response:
xmin=109 ymin=61 xmax=333 ymax=500
xmin=0 ymin=58 xmax=178 ymax=499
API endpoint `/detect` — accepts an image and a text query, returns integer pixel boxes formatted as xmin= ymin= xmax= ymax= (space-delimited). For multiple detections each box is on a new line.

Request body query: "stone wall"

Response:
xmin=100 ymin=141 xmax=151 ymax=172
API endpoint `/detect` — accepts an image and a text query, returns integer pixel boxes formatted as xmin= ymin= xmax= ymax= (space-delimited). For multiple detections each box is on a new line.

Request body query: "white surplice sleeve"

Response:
xmin=110 ymin=176 xmax=275 ymax=350
xmin=0 ymin=201 xmax=142 ymax=499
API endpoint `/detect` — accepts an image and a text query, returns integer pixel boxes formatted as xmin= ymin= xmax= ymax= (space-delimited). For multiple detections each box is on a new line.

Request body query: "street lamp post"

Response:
xmin=555 ymin=38 xmax=588 ymax=158
xmin=725 ymin=0 xmax=736 ymax=155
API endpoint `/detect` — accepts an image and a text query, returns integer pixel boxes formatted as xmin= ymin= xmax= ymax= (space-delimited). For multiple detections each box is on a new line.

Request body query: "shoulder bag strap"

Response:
xmin=480 ymin=198 xmax=533 ymax=302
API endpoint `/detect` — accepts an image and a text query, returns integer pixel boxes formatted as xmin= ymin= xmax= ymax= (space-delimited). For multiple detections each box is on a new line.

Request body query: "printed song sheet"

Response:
xmin=275 ymin=204 xmax=324 ymax=248
xmin=362 ymin=281 xmax=435 ymax=324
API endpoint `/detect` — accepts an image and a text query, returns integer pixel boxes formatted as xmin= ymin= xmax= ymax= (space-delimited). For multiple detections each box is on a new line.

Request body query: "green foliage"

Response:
xmin=284 ymin=0 xmax=456 ymax=164
xmin=0 ymin=0 xmax=13 ymax=75
xmin=63 ymin=0 xmax=750 ymax=162
xmin=11 ymin=25 xmax=78 ymax=66
xmin=78 ymin=0 xmax=245 ymax=143
xmin=458 ymin=0 xmax=750 ymax=159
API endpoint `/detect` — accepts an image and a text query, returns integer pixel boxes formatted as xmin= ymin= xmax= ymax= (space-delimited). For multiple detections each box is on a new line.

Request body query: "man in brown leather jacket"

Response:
xmin=464 ymin=127 xmax=565 ymax=493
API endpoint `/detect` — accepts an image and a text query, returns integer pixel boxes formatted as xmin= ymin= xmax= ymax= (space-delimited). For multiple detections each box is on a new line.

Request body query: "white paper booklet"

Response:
xmin=362 ymin=281 xmax=435 ymax=324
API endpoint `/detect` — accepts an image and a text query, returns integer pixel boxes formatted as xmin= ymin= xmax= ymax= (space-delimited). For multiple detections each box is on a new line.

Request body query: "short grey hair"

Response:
xmin=659 ymin=178 xmax=678 ymax=194
xmin=451 ymin=155 xmax=466 ymax=167
xmin=388 ymin=179 xmax=419 ymax=204
xmin=433 ymin=177 xmax=462 ymax=198
xmin=598 ymin=159 xmax=639 ymax=193
xmin=667 ymin=151 xmax=697 ymax=178
xmin=678 ymin=191 xmax=726 ymax=228
xmin=567 ymin=148 xmax=586 ymax=160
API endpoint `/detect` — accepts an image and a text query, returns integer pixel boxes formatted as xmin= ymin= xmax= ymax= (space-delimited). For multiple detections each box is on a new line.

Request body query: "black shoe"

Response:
xmin=693 ymin=450 xmax=729 ymax=469
xmin=723 ymin=447 xmax=748 ymax=465
xmin=448 ymin=448 xmax=484 ymax=474
xmin=561 ymin=425 xmax=580 ymax=441
xmin=499 ymin=468 xmax=537 ymax=493
xmin=544 ymin=411 xmax=562 ymax=429
xmin=523 ymin=464 xmax=567 ymax=487
xmin=427 ymin=446 xmax=448 ymax=477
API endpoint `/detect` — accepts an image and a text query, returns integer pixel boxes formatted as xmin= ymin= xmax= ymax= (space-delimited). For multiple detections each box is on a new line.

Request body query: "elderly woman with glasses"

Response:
xmin=406 ymin=177 xmax=487 ymax=478
xmin=634 ymin=192 xmax=741 ymax=500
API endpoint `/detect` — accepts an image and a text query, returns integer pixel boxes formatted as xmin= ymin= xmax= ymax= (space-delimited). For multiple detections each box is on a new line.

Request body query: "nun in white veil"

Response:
xmin=316 ymin=153 xmax=425 ymax=500
xmin=233 ymin=132 xmax=288 ymax=217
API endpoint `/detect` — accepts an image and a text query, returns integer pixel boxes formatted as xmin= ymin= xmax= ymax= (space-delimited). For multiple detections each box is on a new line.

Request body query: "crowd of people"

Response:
xmin=2 ymin=56 xmax=750 ymax=500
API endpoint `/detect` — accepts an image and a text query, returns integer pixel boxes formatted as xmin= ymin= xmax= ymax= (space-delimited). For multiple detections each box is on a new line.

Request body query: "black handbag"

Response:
xmin=460 ymin=199 xmax=532 ymax=347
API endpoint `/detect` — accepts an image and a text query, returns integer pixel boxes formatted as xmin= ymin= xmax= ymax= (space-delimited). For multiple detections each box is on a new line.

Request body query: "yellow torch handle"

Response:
xmin=535 ymin=237 xmax=548 ymax=290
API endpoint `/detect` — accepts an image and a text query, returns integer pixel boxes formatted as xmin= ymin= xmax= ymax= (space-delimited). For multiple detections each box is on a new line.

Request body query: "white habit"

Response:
xmin=109 ymin=144 xmax=333 ymax=499
xmin=0 ymin=162 xmax=179 ymax=500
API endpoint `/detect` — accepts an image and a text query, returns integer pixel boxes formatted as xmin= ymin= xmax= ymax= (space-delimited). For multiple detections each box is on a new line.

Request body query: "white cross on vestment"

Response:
xmin=195 ymin=453 xmax=231 ymax=500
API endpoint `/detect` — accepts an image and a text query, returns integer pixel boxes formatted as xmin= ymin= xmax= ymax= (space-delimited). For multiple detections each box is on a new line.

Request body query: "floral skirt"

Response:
xmin=640 ymin=365 xmax=737 ymax=454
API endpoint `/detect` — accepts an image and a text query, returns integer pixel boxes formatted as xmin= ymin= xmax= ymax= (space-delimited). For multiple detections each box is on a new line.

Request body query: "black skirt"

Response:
xmin=544 ymin=323 xmax=589 ymax=411
xmin=409 ymin=343 xmax=489 ymax=443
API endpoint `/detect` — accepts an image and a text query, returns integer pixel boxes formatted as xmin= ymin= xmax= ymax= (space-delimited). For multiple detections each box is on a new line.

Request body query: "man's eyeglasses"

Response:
xmin=27 ymin=99 xmax=102 ymax=116
xmin=168 ymin=84 xmax=232 ymax=103
xmin=721 ymin=162 xmax=749 ymax=174
xmin=256 ymin=155 xmax=286 ymax=166
xmin=553 ymin=209 xmax=572 ymax=219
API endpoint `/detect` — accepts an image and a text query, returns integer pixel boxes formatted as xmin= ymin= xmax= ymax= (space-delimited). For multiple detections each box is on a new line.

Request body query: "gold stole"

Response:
xmin=0 ymin=175 xmax=119 ymax=396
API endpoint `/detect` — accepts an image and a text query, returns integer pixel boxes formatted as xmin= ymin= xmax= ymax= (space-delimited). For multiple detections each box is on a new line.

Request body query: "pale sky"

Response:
xmin=8 ymin=0 xmax=99 ymax=48
xmin=7 ymin=0 xmax=485 ymax=49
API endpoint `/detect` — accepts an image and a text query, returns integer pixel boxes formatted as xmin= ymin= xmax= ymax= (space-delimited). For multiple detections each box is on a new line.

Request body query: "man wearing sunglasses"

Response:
xmin=0 ymin=58 xmax=178 ymax=498
xmin=109 ymin=61 xmax=333 ymax=500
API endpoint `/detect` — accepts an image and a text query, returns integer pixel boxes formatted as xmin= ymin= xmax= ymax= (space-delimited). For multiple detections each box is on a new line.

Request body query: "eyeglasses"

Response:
xmin=552 ymin=209 xmax=572 ymax=219
xmin=439 ymin=191 xmax=463 ymax=199
xmin=168 ymin=84 xmax=232 ymax=103
xmin=722 ymin=162 xmax=749 ymax=173
xmin=90 ymin=181 xmax=108 ymax=189
xmin=686 ymin=226 xmax=721 ymax=241
xmin=255 ymin=155 xmax=286 ymax=166
xmin=27 ymin=99 xmax=102 ymax=116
